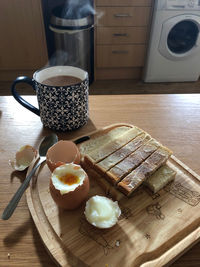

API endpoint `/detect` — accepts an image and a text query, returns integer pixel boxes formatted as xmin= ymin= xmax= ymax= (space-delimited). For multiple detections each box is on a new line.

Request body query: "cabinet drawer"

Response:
xmin=97 ymin=27 xmax=148 ymax=44
xmin=96 ymin=7 xmax=151 ymax=27
xmin=95 ymin=67 xmax=142 ymax=80
xmin=96 ymin=45 xmax=146 ymax=68
xmin=96 ymin=0 xmax=152 ymax=6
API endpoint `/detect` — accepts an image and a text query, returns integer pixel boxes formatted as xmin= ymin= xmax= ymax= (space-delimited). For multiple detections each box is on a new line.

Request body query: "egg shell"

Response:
xmin=10 ymin=145 xmax=37 ymax=171
xmin=46 ymin=140 xmax=80 ymax=172
xmin=49 ymin=168 xmax=89 ymax=210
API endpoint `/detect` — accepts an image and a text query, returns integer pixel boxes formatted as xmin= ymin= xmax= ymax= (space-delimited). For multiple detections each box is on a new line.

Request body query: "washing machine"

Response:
xmin=143 ymin=0 xmax=200 ymax=82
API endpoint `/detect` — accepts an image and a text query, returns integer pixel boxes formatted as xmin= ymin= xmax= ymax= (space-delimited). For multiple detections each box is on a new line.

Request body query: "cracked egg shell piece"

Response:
xmin=9 ymin=145 xmax=37 ymax=171
xmin=49 ymin=163 xmax=89 ymax=210
xmin=46 ymin=140 xmax=80 ymax=172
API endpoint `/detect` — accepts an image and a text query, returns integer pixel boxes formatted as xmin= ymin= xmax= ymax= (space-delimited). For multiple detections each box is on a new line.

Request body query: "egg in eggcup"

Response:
xmin=49 ymin=163 xmax=89 ymax=210
xmin=46 ymin=140 xmax=80 ymax=172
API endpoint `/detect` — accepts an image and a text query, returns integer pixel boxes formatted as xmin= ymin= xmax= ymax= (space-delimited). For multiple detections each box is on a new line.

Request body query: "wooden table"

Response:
xmin=0 ymin=95 xmax=200 ymax=266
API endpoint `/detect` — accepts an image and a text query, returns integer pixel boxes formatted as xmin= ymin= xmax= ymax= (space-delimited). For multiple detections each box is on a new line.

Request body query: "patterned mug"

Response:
xmin=11 ymin=66 xmax=89 ymax=131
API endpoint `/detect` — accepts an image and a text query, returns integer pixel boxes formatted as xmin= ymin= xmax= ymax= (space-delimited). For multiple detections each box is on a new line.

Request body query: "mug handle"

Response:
xmin=11 ymin=76 xmax=40 ymax=116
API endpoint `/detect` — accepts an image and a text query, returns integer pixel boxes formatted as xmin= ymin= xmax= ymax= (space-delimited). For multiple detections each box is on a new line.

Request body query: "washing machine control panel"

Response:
xmin=159 ymin=0 xmax=200 ymax=10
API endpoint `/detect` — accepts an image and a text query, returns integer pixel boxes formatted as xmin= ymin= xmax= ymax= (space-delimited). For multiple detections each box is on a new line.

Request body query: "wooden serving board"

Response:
xmin=26 ymin=124 xmax=200 ymax=267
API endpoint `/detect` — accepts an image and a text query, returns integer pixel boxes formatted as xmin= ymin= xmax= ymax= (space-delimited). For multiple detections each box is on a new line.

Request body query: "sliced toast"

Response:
xmin=82 ymin=161 xmax=124 ymax=201
xmin=87 ymin=126 xmax=144 ymax=163
xmin=144 ymin=164 xmax=176 ymax=193
xmin=117 ymin=146 xmax=172 ymax=196
xmin=106 ymin=138 xmax=161 ymax=185
xmin=80 ymin=124 xmax=174 ymax=198
xmin=94 ymin=133 xmax=151 ymax=176
xmin=79 ymin=126 xmax=130 ymax=157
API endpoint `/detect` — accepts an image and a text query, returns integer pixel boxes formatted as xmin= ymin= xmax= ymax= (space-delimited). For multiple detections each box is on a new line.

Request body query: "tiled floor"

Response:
xmin=1 ymin=79 xmax=200 ymax=95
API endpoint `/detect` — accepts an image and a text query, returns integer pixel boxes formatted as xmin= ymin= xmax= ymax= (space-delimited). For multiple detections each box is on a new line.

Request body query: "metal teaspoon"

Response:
xmin=2 ymin=133 xmax=58 ymax=220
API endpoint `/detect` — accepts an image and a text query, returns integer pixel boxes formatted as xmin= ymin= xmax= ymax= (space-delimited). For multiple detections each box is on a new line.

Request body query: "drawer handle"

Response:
xmin=113 ymin=33 xmax=128 ymax=37
xmin=114 ymin=13 xmax=132 ymax=18
xmin=112 ymin=50 xmax=129 ymax=54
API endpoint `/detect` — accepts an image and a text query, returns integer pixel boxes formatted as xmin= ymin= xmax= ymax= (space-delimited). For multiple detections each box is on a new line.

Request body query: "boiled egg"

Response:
xmin=84 ymin=195 xmax=121 ymax=229
xmin=46 ymin=140 xmax=80 ymax=172
xmin=49 ymin=163 xmax=89 ymax=210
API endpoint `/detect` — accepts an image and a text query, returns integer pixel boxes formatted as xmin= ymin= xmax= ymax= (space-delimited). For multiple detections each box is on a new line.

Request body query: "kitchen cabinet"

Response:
xmin=0 ymin=0 xmax=48 ymax=81
xmin=95 ymin=0 xmax=153 ymax=80
xmin=96 ymin=0 xmax=152 ymax=6
xmin=97 ymin=45 xmax=145 ymax=68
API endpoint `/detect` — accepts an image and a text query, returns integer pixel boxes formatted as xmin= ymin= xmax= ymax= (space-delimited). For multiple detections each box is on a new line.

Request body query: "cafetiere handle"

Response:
xmin=11 ymin=76 xmax=40 ymax=116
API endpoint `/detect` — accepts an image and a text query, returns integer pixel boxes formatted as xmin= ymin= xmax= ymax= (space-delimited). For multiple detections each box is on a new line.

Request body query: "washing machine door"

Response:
xmin=159 ymin=14 xmax=200 ymax=60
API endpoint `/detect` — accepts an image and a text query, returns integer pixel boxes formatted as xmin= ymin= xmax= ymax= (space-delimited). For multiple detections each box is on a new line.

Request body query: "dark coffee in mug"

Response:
xmin=42 ymin=75 xmax=82 ymax=86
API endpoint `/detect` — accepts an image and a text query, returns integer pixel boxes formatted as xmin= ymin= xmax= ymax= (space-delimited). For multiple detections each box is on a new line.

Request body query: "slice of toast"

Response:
xmin=79 ymin=126 xmax=130 ymax=157
xmin=88 ymin=126 xmax=143 ymax=163
xmin=117 ymin=146 xmax=172 ymax=196
xmin=144 ymin=164 xmax=176 ymax=193
xmin=94 ymin=133 xmax=151 ymax=176
xmin=106 ymin=138 xmax=161 ymax=185
xmin=145 ymin=147 xmax=172 ymax=167
xmin=80 ymin=159 xmax=110 ymax=195
xmin=82 ymin=164 xmax=124 ymax=201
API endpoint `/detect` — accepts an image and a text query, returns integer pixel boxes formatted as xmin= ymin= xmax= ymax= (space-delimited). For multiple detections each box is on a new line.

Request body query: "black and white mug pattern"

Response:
xmin=35 ymin=79 xmax=89 ymax=131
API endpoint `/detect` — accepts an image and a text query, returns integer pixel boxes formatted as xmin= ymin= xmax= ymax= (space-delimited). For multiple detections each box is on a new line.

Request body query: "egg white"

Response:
xmin=51 ymin=163 xmax=86 ymax=195
xmin=84 ymin=195 xmax=121 ymax=228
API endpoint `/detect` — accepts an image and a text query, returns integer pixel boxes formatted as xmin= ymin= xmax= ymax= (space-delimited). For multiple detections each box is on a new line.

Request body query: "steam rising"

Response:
xmin=61 ymin=0 xmax=95 ymax=19
xmin=47 ymin=0 xmax=103 ymax=76
xmin=48 ymin=51 xmax=70 ymax=66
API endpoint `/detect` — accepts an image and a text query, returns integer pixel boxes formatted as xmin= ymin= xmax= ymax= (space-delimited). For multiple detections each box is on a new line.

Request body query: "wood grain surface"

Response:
xmin=26 ymin=124 xmax=200 ymax=267
xmin=0 ymin=95 xmax=200 ymax=266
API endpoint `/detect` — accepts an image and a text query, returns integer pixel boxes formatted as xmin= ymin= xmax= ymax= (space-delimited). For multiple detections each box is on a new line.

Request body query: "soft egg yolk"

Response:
xmin=58 ymin=173 xmax=80 ymax=185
